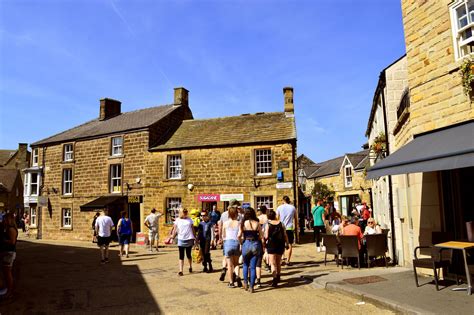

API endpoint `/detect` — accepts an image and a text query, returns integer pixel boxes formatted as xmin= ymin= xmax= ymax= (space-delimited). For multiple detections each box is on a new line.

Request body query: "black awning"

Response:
xmin=367 ymin=121 xmax=474 ymax=179
xmin=80 ymin=195 xmax=125 ymax=211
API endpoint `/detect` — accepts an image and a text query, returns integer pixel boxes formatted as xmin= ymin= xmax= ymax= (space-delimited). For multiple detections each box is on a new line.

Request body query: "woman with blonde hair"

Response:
xmin=222 ymin=206 xmax=241 ymax=288
xmin=170 ymin=208 xmax=195 ymax=276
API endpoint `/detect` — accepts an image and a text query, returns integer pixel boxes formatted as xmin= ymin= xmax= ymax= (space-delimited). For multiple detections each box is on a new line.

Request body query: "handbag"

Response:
xmin=192 ymin=245 xmax=203 ymax=264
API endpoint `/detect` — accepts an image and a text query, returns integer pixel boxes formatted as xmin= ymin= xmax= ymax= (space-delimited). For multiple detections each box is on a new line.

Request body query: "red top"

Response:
xmin=343 ymin=224 xmax=363 ymax=249
xmin=362 ymin=208 xmax=371 ymax=220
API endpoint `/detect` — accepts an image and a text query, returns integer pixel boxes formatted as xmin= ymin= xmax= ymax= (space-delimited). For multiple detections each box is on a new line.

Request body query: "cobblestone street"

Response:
xmin=1 ymin=235 xmax=393 ymax=314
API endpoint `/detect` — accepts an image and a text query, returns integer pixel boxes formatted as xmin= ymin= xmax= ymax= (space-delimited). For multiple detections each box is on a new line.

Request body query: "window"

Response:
xmin=167 ymin=155 xmax=182 ymax=179
xmin=450 ymin=0 xmax=474 ymax=59
xmin=111 ymin=137 xmax=123 ymax=156
xmin=110 ymin=164 xmax=122 ymax=193
xmin=397 ymin=89 xmax=410 ymax=120
xmin=30 ymin=173 xmax=39 ymax=195
xmin=24 ymin=173 xmax=30 ymax=196
xmin=166 ymin=197 xmax=182 ymax=223
xmin=256 ymin=196 xmax=274 ymax=211
xmin=63 ymin=169 xmax=73 ymax=195
xmin=64 ymin=144 xmax=73 ymax=161
xmin=62 ymin=208 xmax=72 ymax=228
xmin=344 ymin=165 xmax=353 ymax=187
xmin=32 ymin=148 xmax=38 ymax=166
xmin=255 ymin=149 xmax=272 ymax=175
xmin=30 ymin=207 xmax=37 ymax=227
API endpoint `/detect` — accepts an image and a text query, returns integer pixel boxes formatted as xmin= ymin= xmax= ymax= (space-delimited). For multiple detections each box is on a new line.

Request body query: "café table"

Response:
xmin=435 ymin=241 xmax=474 ymax=295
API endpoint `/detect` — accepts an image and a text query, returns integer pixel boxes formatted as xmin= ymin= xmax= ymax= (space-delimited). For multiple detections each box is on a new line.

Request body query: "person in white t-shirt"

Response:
xmin=276 ymin=196 xmax=296 ymax=266
xmin=144 ymin=208 xmax=162 ymax=252
xmin=95 ymin=209 xmax=114 ymax=264
xmin=170 ymin=208 xmax=195 ymax=276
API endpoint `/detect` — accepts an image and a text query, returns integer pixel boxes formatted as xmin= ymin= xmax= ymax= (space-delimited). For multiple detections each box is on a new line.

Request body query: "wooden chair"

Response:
xmin=365 ymin=234 xmax=388 ymax=268
xmin=339 ymin=235 xmax=360 ymax=269
xmin=322 ymin=234 xmax=341 ymax=266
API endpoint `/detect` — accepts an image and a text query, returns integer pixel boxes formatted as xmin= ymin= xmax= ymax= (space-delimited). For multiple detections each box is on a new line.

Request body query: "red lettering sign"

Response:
xmin=197 ymin=194 xmax=220 ymax=202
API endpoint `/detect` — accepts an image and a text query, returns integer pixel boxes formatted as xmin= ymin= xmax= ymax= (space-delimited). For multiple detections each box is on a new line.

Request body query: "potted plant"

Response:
xmin=371 ymin=132 xmax=387 ymax=157
xmin=459 ymin=57 xmax=474 ymax=98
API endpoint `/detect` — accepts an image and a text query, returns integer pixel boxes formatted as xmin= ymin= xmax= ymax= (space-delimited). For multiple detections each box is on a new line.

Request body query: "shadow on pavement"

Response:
xmin=1 ymin=240 xmax=162 ymax=314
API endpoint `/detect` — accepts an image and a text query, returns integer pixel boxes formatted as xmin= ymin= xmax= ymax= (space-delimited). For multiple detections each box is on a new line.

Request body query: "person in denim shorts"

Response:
xmin=239 ymin=207 xmax=263 ymax=293
xmin=222 ymin=207 xmax=241 ymax=288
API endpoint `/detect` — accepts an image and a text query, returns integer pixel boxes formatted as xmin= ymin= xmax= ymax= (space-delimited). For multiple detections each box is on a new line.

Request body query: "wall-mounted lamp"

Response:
xmin=135 ymin=177 xmax=141 ymax=184
xmin=187 ymin=183 xmax=194 ymax=191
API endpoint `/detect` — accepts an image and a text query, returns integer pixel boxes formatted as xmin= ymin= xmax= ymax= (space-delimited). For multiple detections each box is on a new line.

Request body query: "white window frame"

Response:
xmin=255 ymin=149 xmax=272 ymax=176
xmin=32 ymin=148 xmax=39 ymax=166
xmin=62 ymin=208 xmax=72 ymax=228
xmin=450 ymin=0 xmax=474 ymax=60
xmin=344 ymin=165 xmax=353 ymax=188
xmin=24 ymin=173 xmax=30 ymax=196
xmin=30 ymin=207 xmax=37 ymax=227
xmin=64 ymin=143 xmax=74 ymax=162
xmin=167 ymin=155 xmax=182 ymax=179
xmin=110 ymin=164 xmax=122 ymax=193
xmin=111 ymin=136 xmax=123 ymax=156
xmin=166 ymin=197 xmax=182 ymax=223
xmin=255 ymin=196 xmax=274 ymax=211
xmin=30 ymin=172 xmax=39 ymax=196
xmin=63 ymin=169 xmax=73 ymax=195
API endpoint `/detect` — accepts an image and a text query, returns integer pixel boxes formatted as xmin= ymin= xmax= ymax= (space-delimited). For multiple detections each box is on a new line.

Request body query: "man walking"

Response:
xmin=312 ymin=199 xmax=326 ymax=252
xmin=144 ymin=208 xmax=162 ymax=252
xmin=276 ymin=196 xmax=296 ymax=266
xmin=95 ymin=209 xmax=114 ymax=264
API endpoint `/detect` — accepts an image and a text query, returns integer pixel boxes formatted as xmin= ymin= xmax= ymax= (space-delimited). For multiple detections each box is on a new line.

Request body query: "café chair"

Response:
xmin=365 ymin=234 xmax=388 ymax=268
xmin=322 ymin=234 xmax=341 ymax=266
xmin=413 ymin=245 xmax=452 ymax=291
xmin=339 ymin=235 xmax=360 ymax=270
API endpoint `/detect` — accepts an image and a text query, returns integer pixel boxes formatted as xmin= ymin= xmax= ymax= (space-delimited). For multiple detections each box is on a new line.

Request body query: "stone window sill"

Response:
xmin=60 ymin=227 xmax=73 ymax=231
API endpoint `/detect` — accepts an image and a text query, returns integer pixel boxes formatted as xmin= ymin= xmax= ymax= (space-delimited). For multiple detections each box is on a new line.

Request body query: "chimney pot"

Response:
xmin=174 ymin=87 xmax=189 ymax=107
xmin=283 ymin=87 xmax=294 ymax=114
xmin=99 ymin=98 xmax=121 ymax=121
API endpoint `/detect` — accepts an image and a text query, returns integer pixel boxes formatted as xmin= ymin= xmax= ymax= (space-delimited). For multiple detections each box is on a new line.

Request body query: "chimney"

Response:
xmin=174 ymin=87 xmax=189 ymax=107
xmin=283 ymin=86 xmax=294 ymax=114
xmin=99 ymin=98 xmax=121 ymax=121
xmin=18 ymin=143 xmax=28 ymax=152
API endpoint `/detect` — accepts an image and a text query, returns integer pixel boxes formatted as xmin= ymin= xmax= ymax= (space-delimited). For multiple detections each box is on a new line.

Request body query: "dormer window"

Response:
xmin=32 ymin=148 xmax=38 ymax=166
xmin=344 ymin=165 xmax=353 ymax=187
xmin=111 ymin=137 xmax=123 ymax=156
xmin=64 ymin=144 xmax=74 ymax=162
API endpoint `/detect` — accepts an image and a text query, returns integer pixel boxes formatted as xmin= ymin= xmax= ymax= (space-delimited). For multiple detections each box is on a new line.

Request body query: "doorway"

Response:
xmin=202 ymin=202 xmax=217 ymax=212
xmin=129 ymin=203 xmax=141 ymax=242
xmin=339 ymin=194 xmax=359 ymax=217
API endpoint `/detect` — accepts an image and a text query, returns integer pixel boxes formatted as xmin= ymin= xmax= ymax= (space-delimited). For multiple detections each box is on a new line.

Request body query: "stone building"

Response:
xmin=27 ymin=87 xmax=297 ymax=241
xmin=306 ymin=150 xmax=371 ymax=217
xmin=28 ymin=88 xmax=192 ymax=240
xmin=365 ymin=55 xmax=409 ymax=264
xmin=367 ymin=0 xmax=474 ymax=267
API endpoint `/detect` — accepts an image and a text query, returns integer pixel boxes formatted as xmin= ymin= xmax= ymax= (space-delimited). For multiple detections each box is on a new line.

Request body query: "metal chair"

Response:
xmin=339 ymin=235 xmax=360 ymax=269
xmin=322 ymin=234 xmax=341 ymax=266
xmin=365 ymin=234 xmax=388 ymax=268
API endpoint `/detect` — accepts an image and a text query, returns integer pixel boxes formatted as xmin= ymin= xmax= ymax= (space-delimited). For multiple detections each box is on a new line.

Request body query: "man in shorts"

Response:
xmin=95 ymin=209 xmax=114 ymax=264
xmin=276 ymin=196 xmax=296 ymax=266
xmin=144 ymin=208 xmax=162 ymax=252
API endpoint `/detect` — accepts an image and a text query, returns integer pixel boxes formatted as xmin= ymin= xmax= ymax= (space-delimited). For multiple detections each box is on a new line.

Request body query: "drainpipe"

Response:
xmin=380 ymin=73 xmax=398 ymax=265
xmin=291 ymin=139 xmax=299 ymax=243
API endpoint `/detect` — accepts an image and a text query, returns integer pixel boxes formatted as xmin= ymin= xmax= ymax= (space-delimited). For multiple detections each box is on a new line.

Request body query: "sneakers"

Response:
xmin=227 ymin=282 xmax=236 ymax=288
xmin=243 ymin=282 xmax=248 ymax=291
xmin=105 ymin=258 xmax=109 ymax=263
xmin=255 ymin=279 xmax=261 ymax=288
xmin=178 ymin=272 xmax=183 ymax=276
xmin=189 ymin=267 xmax=193 ymax=273
xmin=203 ymin=266 xmax=208 ymax=273
xmin=317 ymin=247 xmax=321 ymax=253
xmin=320 ymin=246 xmax=326 ymax=252
xmin=219 ymin=268 xmax=227 ymax=281
xmin=100 ymin=259 xmax=106 ymax=265
xmin=209 ymin=264 xmax=214 ymax=273
xmin=235 ymin=276 xmax=243 ymax=288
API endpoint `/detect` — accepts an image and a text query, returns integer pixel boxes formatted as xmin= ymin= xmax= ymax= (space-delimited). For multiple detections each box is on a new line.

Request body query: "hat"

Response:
xmin=229 ymin=199 xmax=241 ymax=207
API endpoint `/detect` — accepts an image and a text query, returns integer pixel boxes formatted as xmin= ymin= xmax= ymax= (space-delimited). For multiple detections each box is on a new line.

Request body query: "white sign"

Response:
xmin=220 ymin=194 xmax=244 ymax=201
xmin=276 ymin=182 xmax=293 ymax=189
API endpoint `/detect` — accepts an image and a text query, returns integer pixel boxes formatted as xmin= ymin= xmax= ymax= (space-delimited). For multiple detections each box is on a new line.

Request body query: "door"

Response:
xmin=129 ymin=203 xmax=141 ymax=242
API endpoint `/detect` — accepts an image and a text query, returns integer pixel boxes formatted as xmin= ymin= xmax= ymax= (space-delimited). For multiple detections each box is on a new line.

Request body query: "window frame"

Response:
xmin=255 ymin=149 xmax=272 ymax=176
xmin=63 ymin=143 xmax=74 ymax=162
xmin=255 ymin=195 xmax=274 ymax=211
xmin=111 ymin=136 xmax=123 ymax=156
xmin=450 ymin=0 xmax=474 ymax=60
xmin=110 ymin=164 xmax=122 ymax=193
xmin=61 ymin=208 xmax=72 ymax=228
xmin=344 ymin=165 xmax=353 ymax=188
xmin=30 ymin=172 xmax=39 ymax=196
xmin=167 ymin=154 xmax=182 ymax=180
xmin=166 ymin=197 xmax=182 ymax=224
xmin=62 ymin=168 xmax=73 ymax=195
xmin=32 ymin=148 xmax=39 ymax=166
xmin=30 ymin=207 xmax=37 ymax=227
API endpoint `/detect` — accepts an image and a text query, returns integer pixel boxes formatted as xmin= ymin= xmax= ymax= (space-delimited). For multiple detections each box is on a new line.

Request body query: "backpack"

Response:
xmin=270 ymin=222 xmax=284 ymax=242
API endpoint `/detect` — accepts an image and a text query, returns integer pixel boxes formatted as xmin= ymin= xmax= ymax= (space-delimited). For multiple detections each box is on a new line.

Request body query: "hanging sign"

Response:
xmin=128 ymin=195 xmax=143 ymax=203
xmin=197 ymin=194 xmax=220 ymax=202
xmin=276 ymin=182 xmax=293 ymax=189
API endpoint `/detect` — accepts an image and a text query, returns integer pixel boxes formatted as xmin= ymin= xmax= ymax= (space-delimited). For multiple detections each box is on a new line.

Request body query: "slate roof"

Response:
xmin=303 ymin=164 xmax=321 ymax=178
xmin=0 ymin=150 xmax=16 ymax=166
xmin=151 ymin=112 xmax=296 ymax=150
xmin=0 ymin=169 xmax=20 ymax=192
xmin=308 ymin=150 xmax=369 ymax=178
xmin=32 ymin=105 xmax=179 ymax=146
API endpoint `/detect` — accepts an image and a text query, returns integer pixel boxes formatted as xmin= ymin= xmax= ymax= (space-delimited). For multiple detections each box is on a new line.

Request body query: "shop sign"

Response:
xmin=276 ymin=182 xmax=293 ymax=189
xmin=220 ymin=194 xmax=244 ymax=201
xmin=197 ymin=194 xmax=220 ymax=202
xmin=278 ymin=160 xmax=290 ymax=168
xmin=128 ymin=195 xmax=143 ymax=203
xmin=38 ymin=196 xmax=48 ymax=207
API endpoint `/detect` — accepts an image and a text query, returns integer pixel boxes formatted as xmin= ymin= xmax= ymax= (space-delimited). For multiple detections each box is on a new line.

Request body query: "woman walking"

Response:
xmin=265 ymin=210 xmax=289 ymax=287
xmin=222 ymin=206 xmax=241 ymax=288
xmin=117 ymin=210 xmax=133 ymax=258
xmin=171 ymin=208 xmax=195 ymax=276
xmin=239 ymin=207 xmax=263 ymax=293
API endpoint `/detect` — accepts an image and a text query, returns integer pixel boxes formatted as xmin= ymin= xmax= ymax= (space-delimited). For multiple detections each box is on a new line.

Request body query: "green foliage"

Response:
xmin=370 ymin=132 xmax=387 ymax=155
xmin=311 ymin=181 xmax=335 ymax=201
xmin=459 ymin=57 xmax=474 ymax=97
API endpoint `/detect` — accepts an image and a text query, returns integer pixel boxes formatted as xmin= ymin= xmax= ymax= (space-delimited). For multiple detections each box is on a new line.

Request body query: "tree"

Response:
xmin=311 ymin=181 xmax=335 ymax=202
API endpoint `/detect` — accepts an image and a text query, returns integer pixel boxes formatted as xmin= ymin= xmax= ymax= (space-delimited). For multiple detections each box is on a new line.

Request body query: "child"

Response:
xmin=197 ymin=211 xmax=213 ymax=272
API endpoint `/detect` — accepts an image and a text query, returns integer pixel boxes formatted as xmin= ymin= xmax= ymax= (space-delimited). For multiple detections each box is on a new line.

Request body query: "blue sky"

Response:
xmin=0 ymin=0 xmax=405 ymax=163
